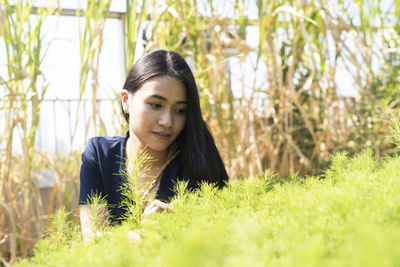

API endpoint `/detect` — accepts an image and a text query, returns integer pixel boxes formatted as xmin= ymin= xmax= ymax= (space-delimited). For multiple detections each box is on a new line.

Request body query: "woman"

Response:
xmin=79 ymin=49 xmax=229 ymax=241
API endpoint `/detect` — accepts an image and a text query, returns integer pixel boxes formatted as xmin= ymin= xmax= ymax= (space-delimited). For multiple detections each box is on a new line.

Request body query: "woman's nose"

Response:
xmin=158 ymin=110 xmax=172 ymax=128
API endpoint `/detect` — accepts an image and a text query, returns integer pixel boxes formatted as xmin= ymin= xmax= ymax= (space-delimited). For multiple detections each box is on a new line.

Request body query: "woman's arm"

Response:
xmin=79 ymin=204 xmax=109 ymax=242
xmin=80 ymin=200 xmax=172 ymax=242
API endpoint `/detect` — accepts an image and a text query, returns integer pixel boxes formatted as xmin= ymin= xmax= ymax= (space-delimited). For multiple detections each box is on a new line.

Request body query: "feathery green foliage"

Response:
xmin=16 ymin=151 xmax=400 ymax=266
xmin=37 ymin=208 xmax=80 ymax=251
xmin=86 ymin=192 xmax=112 ymax=235
xmin=119 ymin=148 xmax=152 ymax=227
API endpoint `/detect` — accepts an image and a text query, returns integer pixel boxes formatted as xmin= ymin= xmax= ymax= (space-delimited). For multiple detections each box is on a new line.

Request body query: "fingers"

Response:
xmin=141 ymin=200 xmax=173 ymax=221
xmin=148 ymin=200 xmax=172 ymax=211
xmin=127 ymin=230 xmax=141 ymax=243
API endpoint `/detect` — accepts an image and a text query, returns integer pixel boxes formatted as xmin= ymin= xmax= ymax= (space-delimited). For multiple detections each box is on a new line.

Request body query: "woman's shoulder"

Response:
xmin=89 ymin=135 xmax=125 ymax=148
xmin=83 ymin=133 xmax=127 ymax=161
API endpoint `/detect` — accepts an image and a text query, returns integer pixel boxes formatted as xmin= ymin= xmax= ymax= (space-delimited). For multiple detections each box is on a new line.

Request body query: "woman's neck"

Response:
xmin=125 ymin=134 xmax=167 ymax=169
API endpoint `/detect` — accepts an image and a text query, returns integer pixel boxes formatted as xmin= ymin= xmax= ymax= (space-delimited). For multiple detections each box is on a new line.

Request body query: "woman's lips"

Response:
xmin=152 ymin=131 xmax=171 ymax=140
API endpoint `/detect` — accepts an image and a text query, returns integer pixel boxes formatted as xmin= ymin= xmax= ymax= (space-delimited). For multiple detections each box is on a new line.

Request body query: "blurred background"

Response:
xmin=0 ymin=0 xmax=399 ymax=262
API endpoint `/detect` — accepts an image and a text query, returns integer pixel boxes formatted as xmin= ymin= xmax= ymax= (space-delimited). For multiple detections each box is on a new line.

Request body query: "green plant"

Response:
xmin=119 ymin=148 xmax=152 ymax=227
xmin=85 ymin=193 xmax=112 ymax=238
xmin=41 ymin=207 xmax=80 ymax=249
xmin=16 ymin=208 xmax=80 ymax=266
xmin=15 ymin=151 xmax=400 ymax=266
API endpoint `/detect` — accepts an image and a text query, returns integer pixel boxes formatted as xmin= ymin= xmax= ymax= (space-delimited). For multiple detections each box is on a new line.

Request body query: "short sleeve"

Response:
xmin=79 ymin=138 xmax=105 ymax=205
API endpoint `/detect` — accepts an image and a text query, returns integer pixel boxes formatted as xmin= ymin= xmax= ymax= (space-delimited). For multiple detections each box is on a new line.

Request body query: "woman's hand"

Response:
xmin=79 ymin=204 xmax=109 ymax=242
xmin=127 ymin=230 xmax=142 ymax=243
xmin=141 ymin=200 xmax=173 ymax=221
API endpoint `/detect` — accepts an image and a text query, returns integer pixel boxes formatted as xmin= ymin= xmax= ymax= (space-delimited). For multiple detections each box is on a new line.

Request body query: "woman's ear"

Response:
xmin=120 ymin=89 xmax=129 ymax=113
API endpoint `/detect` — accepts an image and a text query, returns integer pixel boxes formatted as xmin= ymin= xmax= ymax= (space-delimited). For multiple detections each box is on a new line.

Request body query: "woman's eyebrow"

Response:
xmin=149 ymin=94 xmax=188 ymax=104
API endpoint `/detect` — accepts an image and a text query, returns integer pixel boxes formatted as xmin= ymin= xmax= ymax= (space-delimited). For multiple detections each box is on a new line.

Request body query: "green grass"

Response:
xmin=17 ymin=151 xmax=400 ymax=266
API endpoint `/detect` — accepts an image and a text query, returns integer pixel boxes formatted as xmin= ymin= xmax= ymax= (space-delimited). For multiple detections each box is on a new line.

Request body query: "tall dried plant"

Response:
xmin=75 ymin=0 xmax=112 ymax=142
xmin=124 ymin=0 xmax=148 ymax=72
xmin=0 ymin=0 xmax=58 ymax=262
xmin=140 ymin=0 xmax=399 ymax=178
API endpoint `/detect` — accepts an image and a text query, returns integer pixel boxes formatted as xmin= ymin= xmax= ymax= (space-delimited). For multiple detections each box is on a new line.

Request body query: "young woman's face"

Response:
xmin=121 ymin=75 xmax=187 ymax=153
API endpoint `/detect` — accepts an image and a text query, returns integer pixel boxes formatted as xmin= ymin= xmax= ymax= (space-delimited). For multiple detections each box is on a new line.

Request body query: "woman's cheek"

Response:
xmin=129 ymin=105 xmax=153 ymax=127
xmin=142 ymin=109 xmax=157 ymax=123
xmin=176 ymin=115 xmax=186 ymax=133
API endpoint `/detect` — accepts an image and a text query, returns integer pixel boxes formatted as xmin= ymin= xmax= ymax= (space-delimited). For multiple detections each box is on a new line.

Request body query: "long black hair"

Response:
xmin=122 ymin=49 xmax=229 ymax=188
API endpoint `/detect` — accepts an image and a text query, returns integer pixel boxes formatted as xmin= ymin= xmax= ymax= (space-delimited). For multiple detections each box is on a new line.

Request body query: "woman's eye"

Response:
xmin=148 ymin=102 xmax=161 ymax=109
xmin=175 ymin=108 xmax=187 ymax=114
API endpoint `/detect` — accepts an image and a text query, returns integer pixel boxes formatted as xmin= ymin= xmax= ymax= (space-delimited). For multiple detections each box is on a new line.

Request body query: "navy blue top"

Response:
xmin=79 ymin=132 xmax=195 ymax=223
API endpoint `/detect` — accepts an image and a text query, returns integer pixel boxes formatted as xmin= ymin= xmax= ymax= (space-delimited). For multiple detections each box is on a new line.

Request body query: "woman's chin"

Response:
xmin=146 ymin=143 xmax=171 ymax=153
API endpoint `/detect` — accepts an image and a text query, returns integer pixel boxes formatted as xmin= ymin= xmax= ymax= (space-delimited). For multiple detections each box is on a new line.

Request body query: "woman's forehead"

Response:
xmin=133 ymin=76 xmax=187 ymax=102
